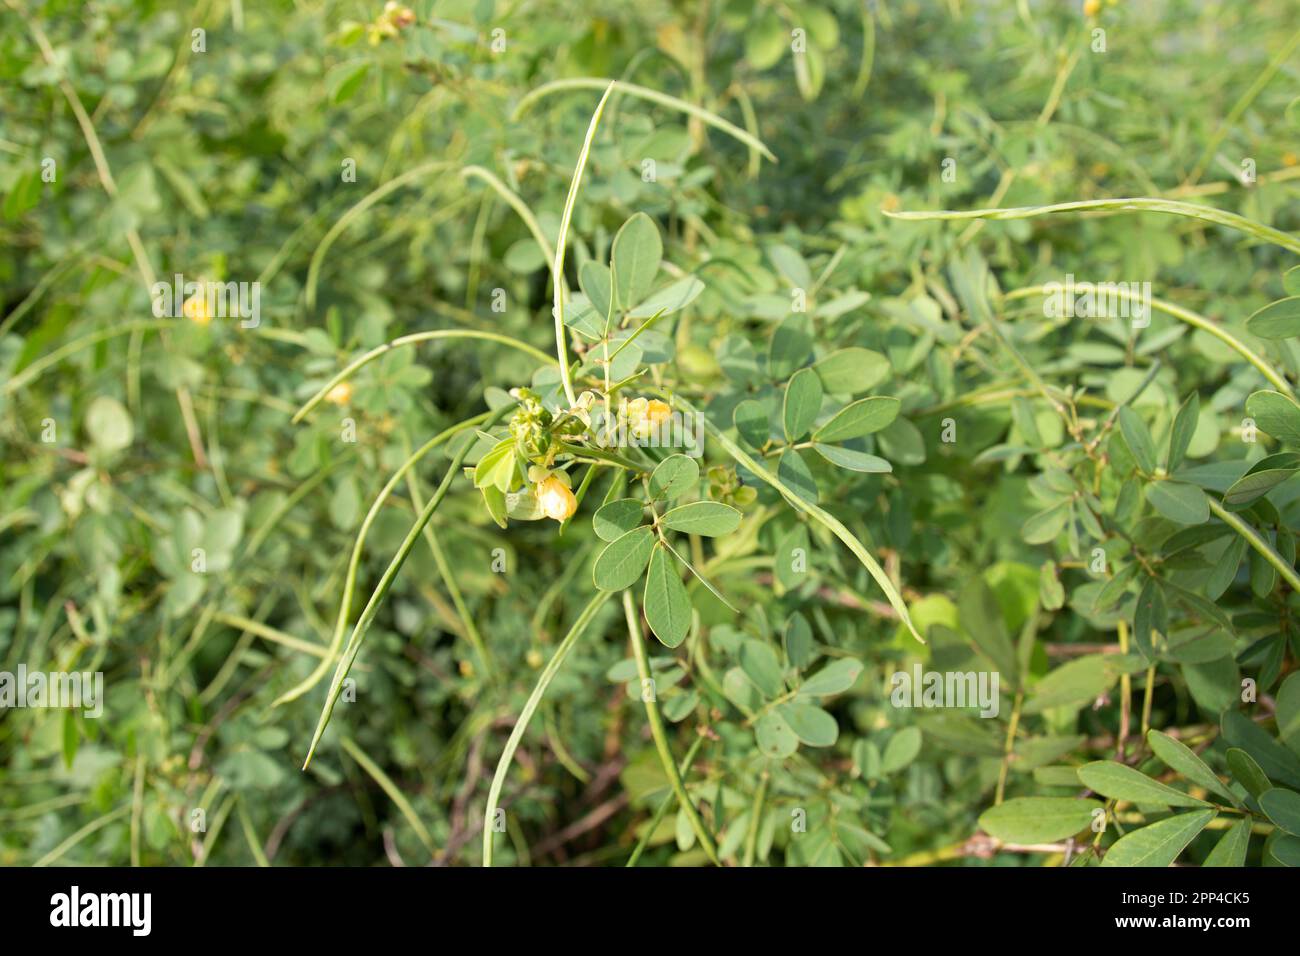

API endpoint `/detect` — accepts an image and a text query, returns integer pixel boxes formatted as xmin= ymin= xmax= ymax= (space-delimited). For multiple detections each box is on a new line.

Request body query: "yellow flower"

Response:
xmin=536 ymin=474 xmax=577 ymax=522
xmin=627 ymin=396 xmax=673 ymax=437
xmin=1083 ymin=0 xmax=1100 ymax=15
xmin=325 ymin=382 xmax=353 ymax=405
xmin=183 ymin=293 xmax=212 ymax=326
xmin=644 ymin=399 xmax=672 ymax=425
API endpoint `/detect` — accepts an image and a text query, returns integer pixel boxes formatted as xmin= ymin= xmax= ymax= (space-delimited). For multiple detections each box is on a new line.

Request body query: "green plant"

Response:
xmin=4 ymin=0 xmax=1300 ymax=871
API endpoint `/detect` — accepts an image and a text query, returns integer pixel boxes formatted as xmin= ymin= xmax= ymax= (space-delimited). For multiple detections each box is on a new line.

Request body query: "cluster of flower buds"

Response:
xmin=369 ymin=2 xmax=415 ymax=43
xmin=707 ymin=464 xmax=757 ymax=508
xmin=625 ymin=397 xmax=672 ymax=439
xmin=508 ymin=387 xmax=590 ymax=463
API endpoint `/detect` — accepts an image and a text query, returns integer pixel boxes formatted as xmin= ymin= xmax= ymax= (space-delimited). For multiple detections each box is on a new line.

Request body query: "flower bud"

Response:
xmin=536 ymin=474 xmax=577 ymax=522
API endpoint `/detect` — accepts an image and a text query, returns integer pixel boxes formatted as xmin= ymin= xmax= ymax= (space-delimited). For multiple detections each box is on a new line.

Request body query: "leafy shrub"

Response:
xmin=2 ymin=0 xmax=1300 ymax=868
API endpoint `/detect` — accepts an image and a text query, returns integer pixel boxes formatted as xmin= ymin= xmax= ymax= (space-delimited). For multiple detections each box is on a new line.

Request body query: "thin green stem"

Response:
xmin=1207 ymin=496 xmax=1300 ymax=592
xmin=292 ymin=330 xmax=555 ymax=423
xmin=666 ymin=393 xmax=922 ymax=642
xmin=305 ymin=160 xmax=452 ymax=313
xmin=273 ymin=412 xmax=491 ymax=707
xmin=483 ymin=590 xmax=613 ymax=866
xmin=1004 ymin=285 xmax=1295 ymax=399
xmin=340 ymin=735 xmax=436 ymax=857
xmin=887 ymin=197 xmax=1300 ymax=256
xmin=552 ymin=81 xmax=617 ymax=407
xmin=742 ymin=769 xmax=769 ymax=866
xmin=623 ymin=590 xmax=720 ymax=864
xmin=403 ymin=461 xmax=497 ymax=683
xmin=1187 ymin=26 xmax=1300 ymax=185
xmin=303 ymin=406 xmax=510 ymax=769
xmin=626 ymin=734 xmax=706 ymax=866
xmin=514 ymin=78 xmax=777 ymax=163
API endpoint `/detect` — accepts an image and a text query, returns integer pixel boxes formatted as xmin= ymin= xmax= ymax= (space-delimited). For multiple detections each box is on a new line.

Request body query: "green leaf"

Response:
xmin=1077 ymin=760 xmax=1211 ymax=807
xmin=777 ymin=448 xmax=819 ymax=505
xmin=1145 ymin=480 xmax=1209 ymax=524
xmin=327 ymin=59 xmax=370 ymax=104
xmin=881 ymin=726 xmax=922 ymax=774
xmin=611 ymin=212 xmax=662 ymax=311
xmin=1245 ymin=296 xmax=1300 ymax=339
xmin=813 ymin=396 xmax=900 ymax=443
xmin=660 ymin=537 xmax=736 ymax=612
xmin=578 ymin=260 xmax=613 ymax=327
xmin=813 ymin=347 xmax=891 ymax=395
xmin=775 ymin=523 xmax=810 ymax=591
xmin=777 ymin=701 xmax=838 ymax=746
xmin=1167 ymin=392 xmax=1199 ymax=472
xmin=1222 ymin=710 xmax=1300 ymax=789
xmin=799 ymin=658 xmax=863 ymax=697
xmin=1119 ymin=407 xmax=1157 ymax=473
xmin=473 ymin=438 xmax=516 ymax=492
xmin=745 ymin=9 xmax=787 ymax=69
xmin=1286 ymin=265 xmax=1300 ymax=296
xmin=877 ymin=417 xmax=926 ymax=465
xmin=783 ymin=612 xmax=815 ymax=669
xmin=811 ymin=443 xmax=892 ymax=473
xmin=1222 ymin=452 xmax=1300 ymax=509
xmin=1277 ymin=671 xmax=1300 ymax=757
xmin=593 ymin=499 xmax=644 ymax=542
xmin=648 ymin=454 xmax=699 ymax=501
xmin=734 ymin=398 xmax=772 ymax=448
xmin=1260 ymin=788 xmax=1300 ymax=835
xmin=85 ymin=396 xmax=134 ymax=453
xmin=1022 ymin=655 xmax=1115 ymax=714
xmin=958 ymin=576 xmax=1018 ymax=687
xmin=1245 ymin=390 xmax=1300 ymax=444
xmin=643 ymin=545 xmax=690 ymax=648
xmin=1021 ymin=501 xmax=1069 ymax=545
xmin=783 ymin=367 xmax=823 ymax=441
xmin=978 ymin=797 xmax=1101 ymax=844
xmin=592 ymin=526 xmax=655 ymax=591
xmin=1147 ymin=730 xmax=1238 ymax=805
xmin=768 ymin=313 xmax=813 ymax=380
xmin=1203 ymin=818 xmax=1251 ymax=867
xmin=739 ymin=639 xmax=785 ymax=697
xmin=627 ymin=275 xmax=704 ymax=318
xmin=1225 ymin=747 xmax=1272 ymax=798
xmin=660 ymin=501 xmax=742 ymax=536
xmin=754 ymin=710 xmax=799 ymax=758
xmin=1100 ymin=810 xmax=1216 ymax=867
xmin=481 ymin=485 xmax=507 ymax=528
xmin=1273 ymin=834 xmax=1300 ymax=866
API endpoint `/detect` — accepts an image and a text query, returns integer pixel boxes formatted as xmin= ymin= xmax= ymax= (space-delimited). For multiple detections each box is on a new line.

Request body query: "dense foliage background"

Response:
xmin=3 ymin=0 xmax=1300 ymax=867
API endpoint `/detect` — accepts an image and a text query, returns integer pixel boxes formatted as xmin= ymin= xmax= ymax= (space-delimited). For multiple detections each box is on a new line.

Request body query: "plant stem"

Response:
xmin=402 ymin=443 xmax=497 ymax=682
xmin=1004 ymin=285 xmax=1295 ymax=399
xmin=303 ymin=406 xmax=510 ymax=769
xmin=626 ymin=734 xmax=706 ymax=866
xmin=1207 ymin=497 xmax=1300 ymax=592
xmin=292 ymin=330 xmax=555 ymax=422
xmin=514 ymin=78 xmax=777 ymax=163
xmin=482 ymin=590 xmax=613 ymax=866
xmin=551 ymin=81 xmax=617 ymax=407
xmin=742 ymin=769 xmax=769 ymax=866
xmin=888 ymin=197 xmax=1300 ymax=256
xmin=994 ymin=690 xmax=1024 ymax=805
xmin=340 ymin=735 xmax=436 ymax=856
xmin=622 ymin=591 xmax=720 ymax=865
xmin=668 ymin=393 xmax=922 ymax=642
